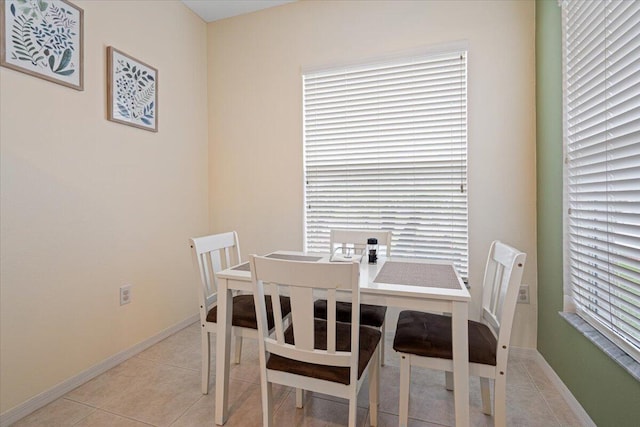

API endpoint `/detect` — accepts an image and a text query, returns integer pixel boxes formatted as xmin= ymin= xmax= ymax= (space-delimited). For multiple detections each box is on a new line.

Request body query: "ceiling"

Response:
xmin=181 ymin=0 xmax=295 ymax=23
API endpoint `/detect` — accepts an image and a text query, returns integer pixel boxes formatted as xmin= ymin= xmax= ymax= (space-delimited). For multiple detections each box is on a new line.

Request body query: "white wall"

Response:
xmin=0 ymin=0 xmax=208 ymax=414
xmin=207 ymin=0 xmax=537 ymax=346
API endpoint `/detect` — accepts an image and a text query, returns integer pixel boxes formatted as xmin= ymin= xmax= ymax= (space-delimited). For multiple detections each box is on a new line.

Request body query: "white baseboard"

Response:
xmin=511 ymin=346 xmax=596 ymax=427
xmin=0 ymin=314 xmax=198 ymax=427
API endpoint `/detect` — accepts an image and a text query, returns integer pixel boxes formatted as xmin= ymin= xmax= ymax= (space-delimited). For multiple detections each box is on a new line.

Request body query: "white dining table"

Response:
xmin=214 ymin=251 xmax=471 ymax=426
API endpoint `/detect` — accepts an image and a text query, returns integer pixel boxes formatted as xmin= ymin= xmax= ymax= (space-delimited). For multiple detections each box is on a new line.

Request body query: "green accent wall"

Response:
xmin=535 ymin=1 xmax=640 ymax=426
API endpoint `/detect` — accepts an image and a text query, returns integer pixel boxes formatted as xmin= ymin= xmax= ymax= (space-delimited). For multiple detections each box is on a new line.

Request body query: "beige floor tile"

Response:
xmin=273 ymin=391 xmax=368 ymax=427
xmin=371 ymin=363 xmax=558 ymax=427
xmin=108 ymin=355 xmax=172 ymax=379
xmin=544 ymin=395 xmax=584 ymax=427
xmin=73 ymin=410 xmax=152 ymax=426
xmin=505 ymin=361 xmax=538 ymax=391
xmin=225 ymin=381 xmax=291 ymax=427
xmin=137 ymin=323 xmax=201 ymax=371
xmin=522 ymin=359 xmax=557 ymax=393
xmin=504 ymin=385 xmax=561 ymax=427
xmin=100 ymin=361 xmax=202 ymax=426
xmin=170 ymin=378 xmax=291 ymax=427
xmin=368 ymin=410 xmax=445 ymax=427
xmin=169 ymin=394 xmax=216 ymax=427
xmin=403 ymin=380 xmax=456 ymax=425
xmin=376 ymin=364 xmax=451 ymax=419
xmin=534 ymin=385 xmax=584 ymax=427
xmin=66 ymin=362 xmax=151 ymax=407
xmin=227 ymin=340 xmax=263 ymax=384
xmin=11 ymin=398 xmax=95 ymax=427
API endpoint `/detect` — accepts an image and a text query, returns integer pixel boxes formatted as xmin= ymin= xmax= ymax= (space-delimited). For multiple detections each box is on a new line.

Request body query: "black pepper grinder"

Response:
xmin=367 ymin=238 xmax=378 ymax=264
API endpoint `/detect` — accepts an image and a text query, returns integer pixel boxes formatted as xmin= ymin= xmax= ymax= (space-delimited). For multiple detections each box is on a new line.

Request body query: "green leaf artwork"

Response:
xmin=108 ymin=47 xmax=157 ymax=132
xmin=1 ymin=0 xmax=83 ymax=90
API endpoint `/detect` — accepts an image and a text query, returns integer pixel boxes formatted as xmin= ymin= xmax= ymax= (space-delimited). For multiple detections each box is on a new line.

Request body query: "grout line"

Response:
xmin=521 ymin=363 xmax=565 ymax=427
xmin=61 ymin=397 xmax=98 ymax=409
xmin=98 ymin=408 xmax=158 ymax=426
xmin=376 ymin=408 xmax=453 ymax=427
xmin=65 ymin=403 xmax=97 ymax=427
xmin=531 ymin=352 xmax=596 ymax=427
xmin=271 ymin=386 xmax=293 ymax=419
xmin=133 ymin=353 xmax=201 ymax=373
xmin=167 ymin=394 xmax=205 ymax=427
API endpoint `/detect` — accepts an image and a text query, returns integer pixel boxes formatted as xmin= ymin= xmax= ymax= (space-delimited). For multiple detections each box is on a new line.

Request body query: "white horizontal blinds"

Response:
xmin=565 ymin=0 xmax=640 ymax=361
xmin=303 ymin=51 xmax=468 ymax=276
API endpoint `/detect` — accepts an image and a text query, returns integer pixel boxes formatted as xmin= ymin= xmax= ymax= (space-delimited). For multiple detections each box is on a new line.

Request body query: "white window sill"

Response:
xmin=560 ymin=312 xmax=640 ymax=382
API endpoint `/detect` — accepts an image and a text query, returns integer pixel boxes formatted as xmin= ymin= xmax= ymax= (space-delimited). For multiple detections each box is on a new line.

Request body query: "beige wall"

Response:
xmin=208 ymin=0 xmax=537 ymax=346
xmin=0 ymin=0 xmax=537 ymax=417
xmin=0 ymin=1 xmax=208 ymax=414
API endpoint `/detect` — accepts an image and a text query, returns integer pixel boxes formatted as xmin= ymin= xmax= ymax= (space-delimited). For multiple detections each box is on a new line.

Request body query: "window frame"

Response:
xmin=561 ymin=0 xmax=640 ymax=369
xmin=301 ymin=44 xmax=469 ymax=277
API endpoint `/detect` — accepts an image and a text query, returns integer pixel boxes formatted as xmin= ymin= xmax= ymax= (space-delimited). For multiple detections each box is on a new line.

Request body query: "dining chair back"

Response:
xmin=190 ymin=231 xmax=292 ymax=395
xmin=481 ymin=241 xmax=527 ymax=368
xmin=317 ymin=228 xmax=391 ymax=365
xmin=392 ymin=240 xmax=526 ymax=427
xmin=330 ymin=228 xmax=392 ymax=257
xmin=250 ymin=255 xmax=380 ymax=427
xmin=192 ymin=231 xmax=240 ymax=304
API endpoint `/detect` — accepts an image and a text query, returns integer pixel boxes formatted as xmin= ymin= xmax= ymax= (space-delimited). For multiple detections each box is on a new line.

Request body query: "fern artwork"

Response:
xmin=0 ymin=0 xmax=83 ymax=90
xmin=107 ymin=46 xmax=158 ymax=132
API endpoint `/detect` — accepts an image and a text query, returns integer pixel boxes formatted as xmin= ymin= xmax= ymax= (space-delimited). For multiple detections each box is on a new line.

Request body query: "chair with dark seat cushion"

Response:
xmin=393 ymin=240 xmax=526 ymax=427
xmin=266 ymin=318 xmax=381 ymax=385
xmin=250 ymin=255 xmax=380 ymax=427
xmin=314 ymin=228 xmax=391 ymax=364
xmin=190 ymin=231 xmax=292 ymax=394
xmin=394 ymin=310 xmax=498 ymax=365
xmin=205 ymin=294 xmax=291 ymax=330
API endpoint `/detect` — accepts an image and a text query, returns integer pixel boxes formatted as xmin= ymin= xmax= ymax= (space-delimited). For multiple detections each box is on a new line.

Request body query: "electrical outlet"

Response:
xmin=518 ymin=284 xmax=530 ymax=304
xmin=120 ymin=284 xmax=132 ymax=305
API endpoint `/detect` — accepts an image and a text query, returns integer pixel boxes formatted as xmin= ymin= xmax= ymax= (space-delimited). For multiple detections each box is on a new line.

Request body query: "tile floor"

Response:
xmin=12 ymin=322 xmax=584 ymax=426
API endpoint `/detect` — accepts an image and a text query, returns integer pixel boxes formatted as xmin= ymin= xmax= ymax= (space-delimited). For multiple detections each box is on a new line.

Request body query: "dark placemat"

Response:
xmin=374 ymin=261 xmax=460 ymax=289
xmin=231 ymin=254 xmax=323 ymax=272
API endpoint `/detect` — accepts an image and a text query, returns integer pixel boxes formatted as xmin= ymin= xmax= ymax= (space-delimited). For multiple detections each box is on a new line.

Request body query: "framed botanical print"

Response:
xmin=0 ymin=0 xmax=83 ymax=90
xmin=107 ymin=46 xmax=158 ymax=132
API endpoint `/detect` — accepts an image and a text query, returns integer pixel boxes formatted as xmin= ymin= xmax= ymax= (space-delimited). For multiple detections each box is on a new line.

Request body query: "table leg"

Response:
xmin=451 ymin=301 xmax=469 ymax=426
xmin=215 ymin=280 xmax=233 ymax=425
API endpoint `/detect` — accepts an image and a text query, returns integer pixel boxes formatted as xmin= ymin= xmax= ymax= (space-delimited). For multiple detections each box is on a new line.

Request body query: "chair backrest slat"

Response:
xmin=205 ymin=252 xmax=218 ymax=294
xmin=250 ymin=256 xmax=359 ymax=368
xmin=268 ymin=282 xmax=286 ymax=345
xmin=289 ymin=286 xmax=316 ymax=350
xmin=482 ymin=307 xmax=500 ymax=331
xmin=480 ymin=241 xmax=526 ymax=345
xmin=487 ymin=263 xmax=504 ymax=320
xmin=330 ymin=229 xmax=393 ymax=257
xmin=326 ymin=288 xmax=337 ymax=353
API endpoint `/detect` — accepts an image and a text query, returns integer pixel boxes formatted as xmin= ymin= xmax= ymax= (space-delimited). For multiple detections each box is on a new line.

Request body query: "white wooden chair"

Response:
xmin=392 ymin=241 xmax=526 ymax=427
xmin=250 ymin=255 xmax=380 ymax=427
xmin=315 ymin=228 xmax=392 ymax=365
xmin=189 ymin=231 xmax=292 ymax=394
xmin=330 ymin=228 xmax=392 ymax=258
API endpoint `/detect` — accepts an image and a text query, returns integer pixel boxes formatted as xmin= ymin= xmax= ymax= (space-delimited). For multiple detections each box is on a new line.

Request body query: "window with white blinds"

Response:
xmin=303 ymin=50 xmax=468 ymax=277
xmin=562 ymin=0 xmax=640 ymax=363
